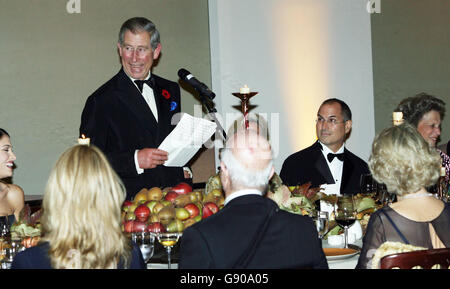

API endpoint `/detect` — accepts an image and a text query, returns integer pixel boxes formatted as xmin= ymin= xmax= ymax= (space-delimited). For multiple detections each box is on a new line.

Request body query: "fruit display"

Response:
xmin=10 ymin=205 xmax=42 ymax=248
xmin=121 ymin=182 xmax=224 ymax=234
xmin=266 ymin=173 xmax=323 ymax=216
xmin=266 ymin=173 xmax=379 ymax=230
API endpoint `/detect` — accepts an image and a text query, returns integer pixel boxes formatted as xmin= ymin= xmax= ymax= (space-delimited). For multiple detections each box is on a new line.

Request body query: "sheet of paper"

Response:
xmin=158 ymin=113 xmax=217 ymax=167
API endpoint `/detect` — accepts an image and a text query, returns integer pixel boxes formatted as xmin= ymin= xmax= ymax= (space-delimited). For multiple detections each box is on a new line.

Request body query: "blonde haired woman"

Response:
xmin=0 ymin=128 xmax=24 ymax=228
xmin=12 ymin=145 xmax=145 ymax=269
xmin=356 ymin=124 xmax=450 ymax=269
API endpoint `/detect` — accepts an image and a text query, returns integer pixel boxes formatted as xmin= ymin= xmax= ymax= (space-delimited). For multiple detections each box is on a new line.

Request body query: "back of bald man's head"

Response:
xmin=225 ymin=129 xmax=273 ymax=173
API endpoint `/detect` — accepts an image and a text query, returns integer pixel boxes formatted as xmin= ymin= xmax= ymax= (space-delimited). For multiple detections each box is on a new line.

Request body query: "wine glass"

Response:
xmin=157 ymin=232 xmax=181 ymax=269
xmin=360 ymin=174 xmax=375 ymax=196
xmin=132 ymin=232 xmax=155 ymax=264
xmin=334 ymin=196 xmax=356 ymax=248
xmin=313 ymin=211 xmax=329 ymax=239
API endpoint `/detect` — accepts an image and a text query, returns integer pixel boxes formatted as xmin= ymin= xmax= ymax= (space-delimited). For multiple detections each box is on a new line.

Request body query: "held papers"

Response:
xmin=158 ymin=113 xmax=217 ymax=167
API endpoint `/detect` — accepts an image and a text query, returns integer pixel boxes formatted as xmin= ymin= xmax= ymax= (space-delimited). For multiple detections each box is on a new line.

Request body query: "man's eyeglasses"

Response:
xmin=315 ymin=117 xmax=347 ymax=125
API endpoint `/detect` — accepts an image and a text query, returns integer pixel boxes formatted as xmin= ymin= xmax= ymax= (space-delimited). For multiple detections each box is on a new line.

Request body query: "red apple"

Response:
xmin=134 ymin=204 xmax=151 ymax=222
xmin=171 ymin=182 xmax=192 ymax=195
xmin=204 ymin=202 xmax=219 ymax=214
xmin=122 ymin=200 xmax=133 ymax=212
xmin=202 ymin=205 xmax=213 ymax=219
xmin=164 ymin=191 xmax=179 ymax=202
xmin=184 ymin=203 xmax=200 ymax=219
xmin=132 ymin=220 xmax=147 ymax=233
xmin=123 ymin=220 xmax=135 ymax=233
xmin=147 ymin=222 xmax=166 ymax=234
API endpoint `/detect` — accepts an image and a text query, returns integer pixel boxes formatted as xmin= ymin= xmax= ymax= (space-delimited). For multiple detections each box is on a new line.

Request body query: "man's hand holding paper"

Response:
xmin=158 ymin=113 xmax=217 ymax=167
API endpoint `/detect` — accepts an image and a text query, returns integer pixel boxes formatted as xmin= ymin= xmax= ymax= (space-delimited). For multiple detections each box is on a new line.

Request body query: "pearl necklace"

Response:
xmin=401 ymin=192 xmax=436 ymax=200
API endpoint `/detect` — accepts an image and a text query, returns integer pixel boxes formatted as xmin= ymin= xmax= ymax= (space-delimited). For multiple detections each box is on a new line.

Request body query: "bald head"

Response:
xmin=220 ymin=130 xmax=274 ymax=193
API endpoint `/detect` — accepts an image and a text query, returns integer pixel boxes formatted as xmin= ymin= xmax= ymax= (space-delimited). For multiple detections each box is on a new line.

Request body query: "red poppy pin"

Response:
xmin=162 ymin=89 xmax=171 ymax=99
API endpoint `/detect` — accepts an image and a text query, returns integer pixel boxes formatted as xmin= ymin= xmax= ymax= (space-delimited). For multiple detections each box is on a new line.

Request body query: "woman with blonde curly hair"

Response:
xmin=11 ymin=145 xmax=145 ymax=269
xmin=356 ymin=124 xmax=450 ymax=269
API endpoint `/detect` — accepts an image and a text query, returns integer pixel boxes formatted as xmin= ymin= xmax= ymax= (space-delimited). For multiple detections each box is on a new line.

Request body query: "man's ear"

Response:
xmin=344 ymin=120 xmax=352 ymax=135
xmin=153 ymin=43 xmax=162 ymax=60
xmin=117 ymin=42 xmax=123 ymax=57
xmin=268 ymin=166 xmax=275 ymax=181
xmin=219 ymin=161 xmax=230 ymax=188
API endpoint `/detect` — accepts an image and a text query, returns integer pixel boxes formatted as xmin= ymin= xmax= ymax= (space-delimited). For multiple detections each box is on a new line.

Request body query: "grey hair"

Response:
xmin=220 ymin=147 xmax=273 ymax=190
xmin=118 ymin=17 xmax=160 ymax=50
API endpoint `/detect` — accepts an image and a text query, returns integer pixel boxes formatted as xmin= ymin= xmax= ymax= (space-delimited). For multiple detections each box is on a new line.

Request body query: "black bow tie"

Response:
xmin=134 ymin=77 xmax=156 ymax=93
xmin=327 ymin=152 xmax=344 ymax=162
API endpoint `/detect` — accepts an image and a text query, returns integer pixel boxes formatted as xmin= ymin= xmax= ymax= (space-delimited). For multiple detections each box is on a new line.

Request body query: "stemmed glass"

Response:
xmin=157 ymin=232 xmax=182 ymax=269
xmin=360 ymin=174 xmax=375 ymax=196
xmin=334 ymin=196 xmax=356 ymax=248
xmin=313 ymin=211 xmax=329 ymax=239
xmin=132 ymin=231 xmax=155 ymax=265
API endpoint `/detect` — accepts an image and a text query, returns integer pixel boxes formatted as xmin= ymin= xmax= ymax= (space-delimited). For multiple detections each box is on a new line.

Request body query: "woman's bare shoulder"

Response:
xmin=6 ymin=184 xmax=25 ymax=202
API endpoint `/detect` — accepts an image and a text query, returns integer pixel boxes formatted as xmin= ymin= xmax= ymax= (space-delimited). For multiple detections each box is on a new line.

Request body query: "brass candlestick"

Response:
xmin=232 ymin=89 xmax=258 ymax=129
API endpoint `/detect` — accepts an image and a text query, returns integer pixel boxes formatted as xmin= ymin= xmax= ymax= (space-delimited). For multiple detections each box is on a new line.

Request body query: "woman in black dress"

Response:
xmin=356 ymin=124 xmax=450 ymax=269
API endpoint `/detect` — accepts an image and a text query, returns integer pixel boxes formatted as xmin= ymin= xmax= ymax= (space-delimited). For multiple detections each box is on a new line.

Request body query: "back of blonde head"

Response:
xmin=369 ymin=123 xmax=441 ymax=196
xmin=41 ymin=145 xmax=131 ymax=268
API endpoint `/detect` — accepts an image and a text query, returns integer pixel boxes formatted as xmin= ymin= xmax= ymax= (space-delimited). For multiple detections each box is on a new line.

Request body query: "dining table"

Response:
xmin=146 ymin=238 xmax=362 ymax=269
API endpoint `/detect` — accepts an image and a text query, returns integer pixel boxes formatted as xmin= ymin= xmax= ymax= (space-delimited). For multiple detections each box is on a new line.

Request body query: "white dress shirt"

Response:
xmin=319 ymin=141 xmax=344 ymax=196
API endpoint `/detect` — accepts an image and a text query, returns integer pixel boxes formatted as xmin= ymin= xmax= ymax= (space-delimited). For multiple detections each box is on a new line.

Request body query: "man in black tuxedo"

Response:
xmin=280 ymin=98 xmax=369 ymax=195
xmin=179 ymin=130 xmax=328 ymax=269
xmin=80 ymin=17 xmax=191 ymax=200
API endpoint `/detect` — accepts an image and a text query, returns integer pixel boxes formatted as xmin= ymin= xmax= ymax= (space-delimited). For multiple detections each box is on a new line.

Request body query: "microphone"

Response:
xmin=178 ymin=68 xmax=215 ymax=100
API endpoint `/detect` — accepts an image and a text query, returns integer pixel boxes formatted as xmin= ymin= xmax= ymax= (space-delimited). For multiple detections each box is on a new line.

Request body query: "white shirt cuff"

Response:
xmin=183 ymin=167 xmax=193 ymax=178
xmin=134 ymin=150 xmax=144 ymax=174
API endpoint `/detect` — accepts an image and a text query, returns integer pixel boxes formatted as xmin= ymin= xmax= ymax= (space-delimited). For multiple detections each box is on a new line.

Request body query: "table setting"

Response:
xmin=267 ymin=173 xmax=388 ymax=269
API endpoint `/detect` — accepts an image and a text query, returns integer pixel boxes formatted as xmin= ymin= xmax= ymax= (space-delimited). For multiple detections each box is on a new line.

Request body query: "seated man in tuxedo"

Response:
xmin=280 ymin=98 xmax=369 ymax=195
xmin=179 ymin=129 xmax=328 ymax=269
xmin=80 ymin=17 xmax=191 ymax=200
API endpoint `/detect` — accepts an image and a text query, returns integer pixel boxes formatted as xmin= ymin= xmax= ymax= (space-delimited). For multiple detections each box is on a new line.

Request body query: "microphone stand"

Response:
xmin=199 ymin=94 xmax=227 ymax=141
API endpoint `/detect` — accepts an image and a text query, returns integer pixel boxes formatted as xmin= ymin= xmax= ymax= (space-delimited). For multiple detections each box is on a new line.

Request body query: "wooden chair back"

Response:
xmin=380 ymin=248 xmax=450 ymax=269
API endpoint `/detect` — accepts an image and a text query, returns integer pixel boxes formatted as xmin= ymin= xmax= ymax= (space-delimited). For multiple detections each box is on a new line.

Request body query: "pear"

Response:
xmin=158 ymin=205 xmax=176 ymax=227
xmin=175 ymin=208 xmax=190 ymax=221
xmin=166 ymin=219 xmax=184 ymax=232
xmin=183 ymin=218 xmax=197 ymax=229
xmin=147 ymin=187 xmax=163 ymax=201
xmin=173 ymin=194 xmax=192 ymax=208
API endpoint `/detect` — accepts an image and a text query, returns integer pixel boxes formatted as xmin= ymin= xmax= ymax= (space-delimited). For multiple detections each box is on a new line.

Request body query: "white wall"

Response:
xmin=209 ymin=0 xmax=375 ymax=173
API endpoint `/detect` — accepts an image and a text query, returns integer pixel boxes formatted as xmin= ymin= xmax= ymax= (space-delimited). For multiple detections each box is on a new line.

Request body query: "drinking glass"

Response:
xmin=157 ymin=232 xmax=181 ymax=269
xmin=313 ymin=211 xmax=329 ymax=239
xmin=334 ymin=196 xmax=356 ymax=248
xmin=360 ymin=174 xmax=375 ymax=196
xmin=132 ymin=232 xmax=155 ymax=264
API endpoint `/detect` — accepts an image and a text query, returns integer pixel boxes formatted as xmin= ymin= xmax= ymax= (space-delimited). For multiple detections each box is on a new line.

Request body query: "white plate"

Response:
xmin=323 ymin=245 xmax=361 ymax=261
xmin=147 ymin=263 xmax=178 ymax=269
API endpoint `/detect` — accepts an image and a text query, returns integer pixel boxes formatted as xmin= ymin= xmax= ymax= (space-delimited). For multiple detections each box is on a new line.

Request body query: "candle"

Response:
xmin=240 ymin=84 xmax=250 ymax=94
xmin=78 ymin=134 xmax=90 ymax=145
xmin=392 ymin=112 xmax=404 ymax=126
